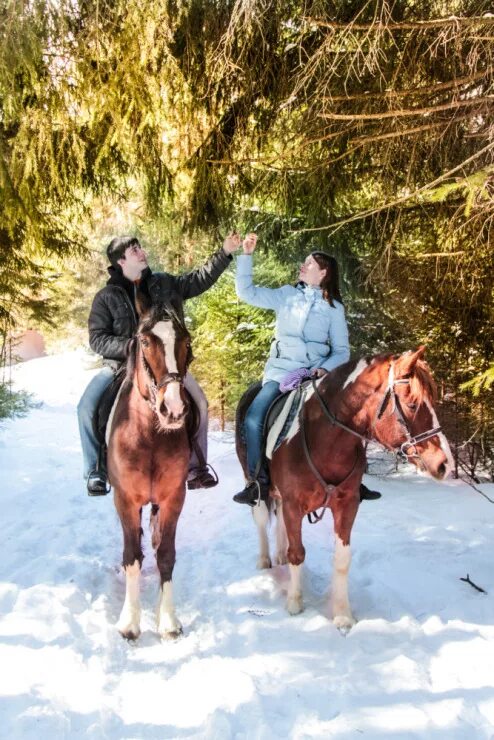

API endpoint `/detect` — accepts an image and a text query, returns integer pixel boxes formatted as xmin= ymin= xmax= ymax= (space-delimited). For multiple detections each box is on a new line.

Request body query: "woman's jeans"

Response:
xmin=243 ymin=380 xmax=280 ymax=483
xmin=77 ymin=367 xmax=210 ymax=480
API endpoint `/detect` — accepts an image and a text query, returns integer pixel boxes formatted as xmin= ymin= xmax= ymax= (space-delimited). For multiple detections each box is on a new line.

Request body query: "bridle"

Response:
xmin=372 ymin=363 xmax=442 ymax=459
xmin=301 ymin=362 xmax=443 ymax=522
xmin=138 ymin=341 xmax=186 ymax=412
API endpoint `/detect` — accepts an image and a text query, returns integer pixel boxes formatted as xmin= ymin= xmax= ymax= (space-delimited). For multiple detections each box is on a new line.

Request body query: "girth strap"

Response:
xmin=301 ymin=394 xmax=361 ymax=524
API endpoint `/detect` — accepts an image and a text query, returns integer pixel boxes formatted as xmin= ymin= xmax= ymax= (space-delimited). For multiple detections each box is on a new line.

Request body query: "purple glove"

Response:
xmin=279 ymin=367 xmax=311 ymax=393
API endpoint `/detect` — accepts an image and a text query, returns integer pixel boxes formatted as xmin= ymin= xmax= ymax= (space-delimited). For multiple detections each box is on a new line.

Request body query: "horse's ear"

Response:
xmin=135 ymin=284 xmax=152 ymax=317
xmin=395 ymin=345 xmax=426 ymax=376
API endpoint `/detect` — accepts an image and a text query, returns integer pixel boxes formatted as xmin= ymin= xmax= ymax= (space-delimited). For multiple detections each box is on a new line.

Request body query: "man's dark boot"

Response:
xmin=233 ymin=480 xmax=269 ymax=507
xmin=360 ymin=483 xmax=382 ymax=501
xmin=87 ymin=469 xmax=110 ymax=496
xmin=187 ymin=467 xmax=219 ymax=490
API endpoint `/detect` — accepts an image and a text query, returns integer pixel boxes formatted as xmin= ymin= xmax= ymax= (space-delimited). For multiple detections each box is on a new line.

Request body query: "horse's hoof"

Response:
xmin=333 ymin=614 xmax=355 ymax=633
xmin=118 ymin=625 xmax=141 ymax=641
xmin=286 ymin=596 xmax=303 ymax=615
xmin=275 ymin=553 xmax=288 ymax=566
xmin=160 ymin=626 xmax=183 ymax=641
xmin=256 ymin=555 xmax=272 ymax=570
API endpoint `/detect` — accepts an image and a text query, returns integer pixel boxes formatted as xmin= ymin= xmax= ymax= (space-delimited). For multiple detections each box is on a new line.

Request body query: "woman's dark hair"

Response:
xmin=310 ymin=251 xmax=343 ymax=307
xmin=106 ymin=236 xmax=140 ymax=267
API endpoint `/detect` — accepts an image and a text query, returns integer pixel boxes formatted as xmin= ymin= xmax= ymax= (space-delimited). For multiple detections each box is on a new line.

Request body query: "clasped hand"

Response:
xmin=223 ymin=232 xmax=258 ymax=255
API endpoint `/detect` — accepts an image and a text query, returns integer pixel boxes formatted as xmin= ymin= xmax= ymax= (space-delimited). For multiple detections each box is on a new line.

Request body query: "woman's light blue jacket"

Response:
xmin=236 ymin=254 xmax=350 ymax=384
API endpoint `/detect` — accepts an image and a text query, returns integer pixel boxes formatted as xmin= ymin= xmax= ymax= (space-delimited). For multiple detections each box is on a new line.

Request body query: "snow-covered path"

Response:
xmin=1 ymin=351 xmax=493 ymax=739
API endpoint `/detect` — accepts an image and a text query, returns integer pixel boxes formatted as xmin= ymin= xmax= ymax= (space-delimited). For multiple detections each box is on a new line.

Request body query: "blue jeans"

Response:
xmin=243 ymin=380 xmax=280 ymax=483
xmin=77 ymin=366 xmax=115 ymax=478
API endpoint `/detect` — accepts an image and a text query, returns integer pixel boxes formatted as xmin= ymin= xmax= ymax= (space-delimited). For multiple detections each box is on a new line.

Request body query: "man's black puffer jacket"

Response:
xmin=88 ymin=247 xmax=232 ymax=370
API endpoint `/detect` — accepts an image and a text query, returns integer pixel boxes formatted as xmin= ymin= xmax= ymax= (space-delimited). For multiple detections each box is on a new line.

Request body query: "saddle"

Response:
xmin=245 ymin=380 xmax=309 ymax=464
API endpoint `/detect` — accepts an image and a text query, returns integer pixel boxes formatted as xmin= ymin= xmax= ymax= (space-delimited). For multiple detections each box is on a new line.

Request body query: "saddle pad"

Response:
xmin=105 ymin=381 xmax=126 ymax=446
xmin=266 ymin=388 xmax=303 ymax=459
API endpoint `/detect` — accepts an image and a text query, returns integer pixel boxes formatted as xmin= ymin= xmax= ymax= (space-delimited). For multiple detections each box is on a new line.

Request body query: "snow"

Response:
xmin=1 ymin=350 xmax=493 ymax=739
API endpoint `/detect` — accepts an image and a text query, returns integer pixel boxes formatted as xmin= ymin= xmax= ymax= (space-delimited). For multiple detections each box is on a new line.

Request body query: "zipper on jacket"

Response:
xmin=117 ymin=287 xmax=138 ymax=328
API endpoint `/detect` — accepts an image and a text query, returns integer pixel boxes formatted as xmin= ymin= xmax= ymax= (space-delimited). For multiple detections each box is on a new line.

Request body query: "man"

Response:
xmin=77 ymin=233 xmax=240 ymax=496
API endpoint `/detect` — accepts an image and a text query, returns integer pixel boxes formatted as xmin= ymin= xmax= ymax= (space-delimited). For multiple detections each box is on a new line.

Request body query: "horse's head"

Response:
xmin=135 ymin=296 xmax=192 ymax=430
xmin=368 ymin=347 xmax=453 ymax=480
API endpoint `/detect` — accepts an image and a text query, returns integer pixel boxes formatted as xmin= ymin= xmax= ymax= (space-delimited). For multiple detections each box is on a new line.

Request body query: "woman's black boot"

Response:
xmin=233 ymin=480 xmax=268 ymax=506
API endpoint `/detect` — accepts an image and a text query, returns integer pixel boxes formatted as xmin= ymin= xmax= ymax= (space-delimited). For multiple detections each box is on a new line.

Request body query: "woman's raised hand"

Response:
xmin=242 ymin=233 xmax=258 ymax=254
xmin=223 ymin=232 xmax=241 ymax=254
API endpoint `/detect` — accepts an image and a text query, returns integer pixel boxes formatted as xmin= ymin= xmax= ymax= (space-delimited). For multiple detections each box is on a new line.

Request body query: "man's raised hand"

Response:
xmin=223 ymin=232 xmax=241 ymax=255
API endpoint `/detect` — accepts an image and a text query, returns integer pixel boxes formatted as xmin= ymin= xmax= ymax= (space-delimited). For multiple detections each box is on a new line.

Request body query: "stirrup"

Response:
xmin=187 ymin=464 xmax=219 ymax=490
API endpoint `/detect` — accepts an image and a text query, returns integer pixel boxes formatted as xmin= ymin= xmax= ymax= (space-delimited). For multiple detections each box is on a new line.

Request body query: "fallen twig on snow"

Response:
xmin=460 ymin=574 xmax=487 ymax=593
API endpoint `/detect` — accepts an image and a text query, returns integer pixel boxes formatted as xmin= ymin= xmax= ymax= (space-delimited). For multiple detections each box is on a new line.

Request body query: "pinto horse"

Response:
xmin=107 ymin=292 xmax=192 ymax=640
xmin=236 ymin=347 xmax=453 ymax=630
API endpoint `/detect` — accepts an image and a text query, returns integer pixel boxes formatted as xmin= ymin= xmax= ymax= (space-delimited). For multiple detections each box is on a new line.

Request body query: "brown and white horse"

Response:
xmin=236 ymin=347 xmax=453 ymax=630
xmin=107 ymin=293 xmax=192 ymax=640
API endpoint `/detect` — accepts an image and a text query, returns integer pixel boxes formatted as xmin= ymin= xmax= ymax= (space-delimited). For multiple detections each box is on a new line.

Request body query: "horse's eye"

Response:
xmin=141 ymin=338 xmax=150 ymax=348
xmin=407 ymin=403 xmax=417 ymax=411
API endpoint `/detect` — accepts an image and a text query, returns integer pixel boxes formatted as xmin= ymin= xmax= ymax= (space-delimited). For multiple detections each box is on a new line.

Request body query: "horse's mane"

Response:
xmin=139 ymin=302 xmax=187 ymax=335
xmin=368 ymin=352 xmax=437 ymax=406
xmin=124 ymin=336 xmax=139 ymax=386
xmin=409 ymin=358 xmax=437 ymax=405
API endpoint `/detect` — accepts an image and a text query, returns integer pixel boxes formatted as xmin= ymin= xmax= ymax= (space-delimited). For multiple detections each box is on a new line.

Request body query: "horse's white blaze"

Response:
xmin=287 ymin=563 xmax=303 ymax=615
xmin=163 ymin=382 xmax=183 ymax=418
xmin=152 ymin=321 xmax=184 ymax=417
xmin=152 ymin=321 xmax=178 ymax=372
xmin=331 ymin=536 xmax=354 ymax=627
xmin=253 ymin=501 xmax=271 ymax=569
xmin=425 ymin=398 xmax=455 ymax=476
xmin=342 ymin=358 xmax=369 ymax=389
xmin=117 ymin=559 xmax=141 ymax=637
xmin=157 ymin=581 xmax=182 ymax=636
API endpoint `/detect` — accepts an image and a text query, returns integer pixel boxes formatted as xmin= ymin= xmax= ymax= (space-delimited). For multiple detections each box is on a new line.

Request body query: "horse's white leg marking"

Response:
xmin=287 ymin=563 xmax=303 ymax=615
xmin=151 ymin=321 xmax=184 ymax=417
xmin=331 ymin=535 xmax=355 ymax=631
xmin=275 ymin=500 xmax=288 ymax=565
xmin=425 ymin=399 xmax=454 ymax=476
xmin=342 ymin=358 xmax=369 ymax=389
xmin=117 ymin=560 xmax=141 ymax=639
xmin=253 ymin=501 xmax=271 ymax=569
xmin=157 ymin=581 xmax=183 ymax=639
xmin=150 ymin=507 xmax=161 ymax=550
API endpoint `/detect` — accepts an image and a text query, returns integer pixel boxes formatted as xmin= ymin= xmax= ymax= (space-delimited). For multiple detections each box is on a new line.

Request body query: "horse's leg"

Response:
xmin=155 ymin=503 xmax=183 ymax=639
xmin=274 ymin=499 xmax=288 ymax=565
xmin=252 ymin=501 xmax=271 ymax=569
xmin=115 ymin=497 xmax=143 ymax=640
xmin=150 ymin=503 xmax=161 ymax=550
xmin=283 ymin=501 xmax=305 ymax=615
xmin=331 ymin=496 xmax=359 ymax=631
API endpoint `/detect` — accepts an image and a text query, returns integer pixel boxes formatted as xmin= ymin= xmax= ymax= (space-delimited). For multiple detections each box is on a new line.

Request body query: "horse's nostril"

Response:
xmin=438 ymin=462 xmax=446 ymax=478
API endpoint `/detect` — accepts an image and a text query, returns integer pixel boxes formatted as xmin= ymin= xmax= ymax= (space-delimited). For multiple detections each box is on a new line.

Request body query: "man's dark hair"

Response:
xmin=106 ymin=236 xmax=140 ymax=267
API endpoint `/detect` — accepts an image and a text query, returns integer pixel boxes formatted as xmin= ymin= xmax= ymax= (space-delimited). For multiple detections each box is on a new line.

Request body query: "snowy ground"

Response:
xmin=1 ymin=351 xmax=494 ymax=739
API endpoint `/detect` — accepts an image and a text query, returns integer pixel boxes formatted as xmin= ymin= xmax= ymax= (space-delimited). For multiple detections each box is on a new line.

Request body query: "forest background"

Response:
xmin=1 ymin=0 xmax=493 ymax=481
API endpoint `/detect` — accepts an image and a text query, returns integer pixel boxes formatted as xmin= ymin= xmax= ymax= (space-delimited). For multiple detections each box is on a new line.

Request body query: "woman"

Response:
xmin=233 ymin=233 xmax=351 ymax=506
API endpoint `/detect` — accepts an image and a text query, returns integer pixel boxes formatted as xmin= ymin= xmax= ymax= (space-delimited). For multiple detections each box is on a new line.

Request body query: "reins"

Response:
xmin=303 ymin=363 xmax=444 ymax=523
